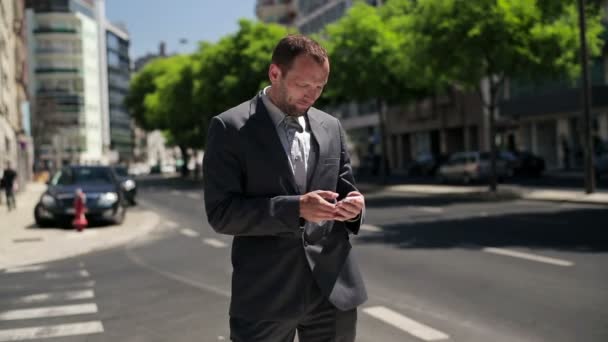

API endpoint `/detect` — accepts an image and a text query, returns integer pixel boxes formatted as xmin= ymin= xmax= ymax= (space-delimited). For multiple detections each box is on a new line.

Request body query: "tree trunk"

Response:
xmin=179 ymin=145 xmax=189 ymax=178
xmin=488 ymin=97 xmax=498 ymax=193
xmin=377 ymin=99 xmax=390 ymax=184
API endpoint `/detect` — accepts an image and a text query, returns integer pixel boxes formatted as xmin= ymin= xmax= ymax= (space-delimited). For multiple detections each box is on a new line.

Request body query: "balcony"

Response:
xmin=34 ymin=27 xmax=78 ymax=34
xmin=35 ymin=67 xmax=80 ymax=74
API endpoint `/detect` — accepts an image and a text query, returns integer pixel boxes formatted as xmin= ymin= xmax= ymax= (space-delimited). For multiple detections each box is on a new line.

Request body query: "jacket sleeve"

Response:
xmin=336 ymin=121 xmax=364 ymax=235
xmin=203 ymin=116 xmax=301 ymax=237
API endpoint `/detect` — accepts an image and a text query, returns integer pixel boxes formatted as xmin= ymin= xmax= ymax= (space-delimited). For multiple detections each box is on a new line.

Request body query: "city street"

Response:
xmin=1 ymin=175 xmax=606 ymax=341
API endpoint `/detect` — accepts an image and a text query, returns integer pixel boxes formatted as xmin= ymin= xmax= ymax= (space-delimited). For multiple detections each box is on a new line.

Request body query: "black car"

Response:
xmin=112 ymin=165 xmax=137 ymax=205
xmin=34 ymin=165 xmax=127 ymax=227
xmin=511 ymin=151 xmax=545 ymax=177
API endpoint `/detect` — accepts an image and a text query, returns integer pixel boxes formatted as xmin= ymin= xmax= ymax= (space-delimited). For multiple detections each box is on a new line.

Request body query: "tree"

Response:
xmin=323 ymin=2 xmax=423 ymax=183
xmin=192 ymin=20 xmax=292 ymax=124
xmin=395 ymin=0 xmax=605 ymax=191
xmin=126 ymin=55 xmax=201 ymax=175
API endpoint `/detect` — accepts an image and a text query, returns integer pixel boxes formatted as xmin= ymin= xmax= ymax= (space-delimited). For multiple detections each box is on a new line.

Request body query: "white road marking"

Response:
xmin=51 ymin=280 xmax=96 ymax=290
xmin=186 ymin=192 xmax=202 ymax=199
xmin=417 ymin=206 xmax=444 ymax=214
xmin=483 ymin=247 xmax=574 ymax=267
xmin=363 ymin=306 xmax=449 ymax=341
xmin=13 ymin=290 xmax=95 ymax=305
xmin=0 ymin=303 xmax=98 ymax=321
xmin=180 ymin=229 xmax=200 ymax=237
xmin=3 ymin=265 xmax=47 ymax=274
xmin=165 ymin=220 xmax=179 ymax=228
xmin=0 ymin=321 xmax=104 ymax=341
xmin=203 ymin=238 xmax=228 ymax=248
xmin=360 ymin=224 xmax=382 ymax=232
xmin=44 ymin=270 xmax=90 ymax=280
xmin=170 ymin=190 xmax=181 ymax=196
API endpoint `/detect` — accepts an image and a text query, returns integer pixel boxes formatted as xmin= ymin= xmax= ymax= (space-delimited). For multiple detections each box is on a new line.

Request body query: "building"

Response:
xmin=0 ymin=0 xmax=33 ymax=187
xmin=256 ymin=0 xmax=298 ymax=26
xmin=25 ymin=0 xmax=107 ymax=170
xmin=105 ymin=21 xmax=132 ymax=162
xmin=500 ymin=1 xmax=608 ymax=170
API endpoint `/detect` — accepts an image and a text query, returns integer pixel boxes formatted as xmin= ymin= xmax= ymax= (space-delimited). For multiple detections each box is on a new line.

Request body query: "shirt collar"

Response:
xmin=261 ymin=86 xmax=307 ymax=130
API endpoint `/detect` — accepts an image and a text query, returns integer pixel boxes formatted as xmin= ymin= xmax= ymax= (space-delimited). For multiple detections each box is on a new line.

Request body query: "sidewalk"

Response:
xmin=0 ymin=182 xmax=160 ymax=270
xmin=357 ymin=182 xmax=608 ymax=205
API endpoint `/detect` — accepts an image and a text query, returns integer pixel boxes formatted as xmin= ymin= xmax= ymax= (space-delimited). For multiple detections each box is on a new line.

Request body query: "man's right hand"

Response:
xmin=299 ymin=190 xmax=339 ymax=224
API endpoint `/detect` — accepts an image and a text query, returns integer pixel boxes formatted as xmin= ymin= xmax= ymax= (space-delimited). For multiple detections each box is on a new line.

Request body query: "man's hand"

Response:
xmin=335 ymin=191 xmax=364 ymax=222
xmin=300 ymin=190 xmax=338 ymax=224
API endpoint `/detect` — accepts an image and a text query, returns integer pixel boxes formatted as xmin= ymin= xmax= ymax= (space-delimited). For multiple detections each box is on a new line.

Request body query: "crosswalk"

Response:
xmin=0 ymin=262 xmax=104 ymax=341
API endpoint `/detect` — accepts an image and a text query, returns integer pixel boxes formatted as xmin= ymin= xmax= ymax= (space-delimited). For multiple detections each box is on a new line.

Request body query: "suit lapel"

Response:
xmin=307 ymin=110 xmax=329 ymax=192
xmin=248 ymin=95 xmax=299 ymax=194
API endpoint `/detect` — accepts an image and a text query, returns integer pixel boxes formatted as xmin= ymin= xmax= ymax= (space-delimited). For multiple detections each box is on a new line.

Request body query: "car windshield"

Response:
xmin=114 ymin=166 xmax=128 ymax=177
xmin=52 ymin=168 xmax=113 ymax=185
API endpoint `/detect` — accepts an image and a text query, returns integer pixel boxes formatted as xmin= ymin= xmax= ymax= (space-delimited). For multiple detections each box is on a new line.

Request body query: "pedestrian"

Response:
xmin=203 ymin=34 xmax=367 ymax=342
xmin=1 ymin=161 xmax=18 ymax=211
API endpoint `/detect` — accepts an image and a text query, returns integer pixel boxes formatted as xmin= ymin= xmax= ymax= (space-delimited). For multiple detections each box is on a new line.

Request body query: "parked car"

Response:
xmin=34 ymin=165 xmax=127 ymax=227
xmin=112 ymin=165 xmax=137 ymax=205
xmin=437 ymin=151 xmax=510 ymax=184
xmin=513 ymin=151 xmax=545 ymax=177
xmin=595 ymin=153 xmax=608 ymax=181
xmin=407 ymin=153 xmax=449 ymax=177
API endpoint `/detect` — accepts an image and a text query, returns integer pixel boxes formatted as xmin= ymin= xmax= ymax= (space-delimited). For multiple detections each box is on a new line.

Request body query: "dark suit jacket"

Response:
xmin=203 ymin=94 xmax=367 ymax=320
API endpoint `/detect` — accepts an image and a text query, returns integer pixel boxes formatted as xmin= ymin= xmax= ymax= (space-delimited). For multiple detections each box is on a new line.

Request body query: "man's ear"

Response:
xmin=269 ymin=64 xmax=282 ymax=83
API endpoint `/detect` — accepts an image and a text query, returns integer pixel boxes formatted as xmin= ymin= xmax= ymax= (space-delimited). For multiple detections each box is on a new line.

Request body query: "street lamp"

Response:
xmin=577 ymin=0 xmax=596 ymax=194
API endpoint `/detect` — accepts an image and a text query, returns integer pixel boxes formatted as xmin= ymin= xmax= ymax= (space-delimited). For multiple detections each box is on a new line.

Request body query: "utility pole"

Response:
xmin=577 ymin=0 xmax=596 ymax=194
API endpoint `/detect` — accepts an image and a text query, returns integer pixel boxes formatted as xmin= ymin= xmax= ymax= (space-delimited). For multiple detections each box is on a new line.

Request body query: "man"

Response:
xmin=203 ymin=35 xmax=367 ymax=341
xmin=1 ymin=162 xmax=18 ymax=211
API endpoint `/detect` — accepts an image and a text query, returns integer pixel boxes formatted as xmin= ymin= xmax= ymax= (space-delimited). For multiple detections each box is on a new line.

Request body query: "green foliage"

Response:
xmin=322 ymin=2 xmax=423 ymax=105
xmin=192 ymin=20 xmax=292 ymax=123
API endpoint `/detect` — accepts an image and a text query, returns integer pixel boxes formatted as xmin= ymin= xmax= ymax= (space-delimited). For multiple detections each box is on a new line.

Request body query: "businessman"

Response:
xmin=203 ymin=34 xmax=367 ymax=342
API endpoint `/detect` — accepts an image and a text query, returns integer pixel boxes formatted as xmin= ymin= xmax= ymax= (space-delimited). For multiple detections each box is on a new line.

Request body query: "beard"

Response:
xmin=272 ymin=84 xmax=308 ymax=117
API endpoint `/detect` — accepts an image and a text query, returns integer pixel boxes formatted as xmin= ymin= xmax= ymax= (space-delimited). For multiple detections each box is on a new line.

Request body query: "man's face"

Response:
xmin=268 ymin=54 xmax=330 ymax=117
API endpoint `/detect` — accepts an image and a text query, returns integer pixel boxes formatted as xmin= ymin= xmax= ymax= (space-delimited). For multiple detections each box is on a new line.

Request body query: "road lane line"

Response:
xmin=170 ymin=190 xmax=181 ymax=196
xmin=3 ymin=265 xmax=47 ymax=274
xmin=360 ymin=224 xmax=382 ymax=232
xmin=483 ymin=247 xmax=574 ymax=267
xmin=13 ymin=290 xmax=95 ymax=305
xmin=186 ymin=192 xmax=201 ymax=200
xmin=180 ymin=229 xmax=200 ymax=237
xmin=417 ymin=207 xmax=444 ymax=213
xmin=165 ymin=220 xmax=179 ymax=228
xmin=203 ymin=238 xmax=227 ymax=248
xmin=0 ymin=321 xmax=104 ymax=341
xmin=363 ymin=306 xmax=449 ymax=341
xmin=44 ymin=270 xmax=90 ymax=279
xmin=0 ymin=303 xmax=98 ymax=321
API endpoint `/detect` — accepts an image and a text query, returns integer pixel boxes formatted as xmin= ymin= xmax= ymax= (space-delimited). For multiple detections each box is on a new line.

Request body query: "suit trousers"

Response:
xmin=229 ymin=277 xmax=357 ymax=342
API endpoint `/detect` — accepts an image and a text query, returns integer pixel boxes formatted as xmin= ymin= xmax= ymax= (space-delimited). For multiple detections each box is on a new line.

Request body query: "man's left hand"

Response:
xmin=334 ymin=191 xmax=364 ymax=222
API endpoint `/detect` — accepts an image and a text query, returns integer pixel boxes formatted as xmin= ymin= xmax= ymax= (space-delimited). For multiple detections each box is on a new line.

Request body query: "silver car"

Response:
xmin=438 ymin=151 xmax=511 ymax=184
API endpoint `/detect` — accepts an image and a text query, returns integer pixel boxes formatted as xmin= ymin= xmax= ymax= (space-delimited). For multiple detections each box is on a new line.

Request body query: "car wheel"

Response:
xmin=112 ymin=206 xmax=126 ymax=225
xmin=34 ymin=204 xmax=53 ymax=228
xmin=462 ymin=174 xmax=471 ymax=185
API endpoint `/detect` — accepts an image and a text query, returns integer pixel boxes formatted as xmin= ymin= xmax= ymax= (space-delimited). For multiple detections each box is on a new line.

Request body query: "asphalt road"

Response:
xmin=1 ymin=175 xmax=606 ymax=341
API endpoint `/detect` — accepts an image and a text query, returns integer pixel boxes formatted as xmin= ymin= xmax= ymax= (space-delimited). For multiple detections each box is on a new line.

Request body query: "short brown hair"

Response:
xmin=271 ymin=34 xmax=328 ymax=73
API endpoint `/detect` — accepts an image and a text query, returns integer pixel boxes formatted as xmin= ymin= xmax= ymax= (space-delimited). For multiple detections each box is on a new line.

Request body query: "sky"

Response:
xmin=105 ymin=0 xmax=257 ymax=59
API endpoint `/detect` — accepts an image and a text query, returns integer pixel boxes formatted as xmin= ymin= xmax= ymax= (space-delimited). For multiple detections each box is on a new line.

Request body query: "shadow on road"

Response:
xmin=358 ymin=194 xmax=608 ymax=253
